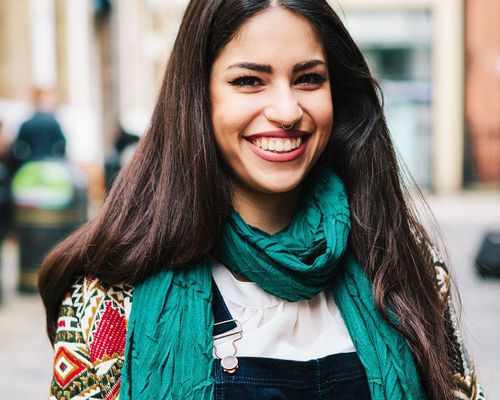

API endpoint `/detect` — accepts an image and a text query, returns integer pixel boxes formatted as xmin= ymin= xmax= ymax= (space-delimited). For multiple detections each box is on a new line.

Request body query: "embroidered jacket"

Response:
xmin=48 ymin=260 xmax=486 ymax=400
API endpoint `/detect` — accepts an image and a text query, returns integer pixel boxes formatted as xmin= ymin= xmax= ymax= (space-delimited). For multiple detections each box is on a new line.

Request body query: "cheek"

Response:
xmin=322 ymin=90 xmax=334 ymax=129
xmin=306 ymin=94 xmax=333 ymax=160
xmin=318 ymin=104 xmax=333 ymax=129
xmin=301 ymin=87 xmax=333 ymax=130
xmin=211 ymin=94 xmax=231 ymax=147
xmin=210 ymin=98 xmax=244 ymax=164
xmin=211 ymin=92 xmax=244 ymax=137
xmin=212 ymin=113 xmax=243 ymax=162
xmin=319 ymin=89 xmax=334 ymax=125
xmin=310 ymin=94 xmax=334 ymax=141
xmin=211 ymin=94 xmax=259 ymax=157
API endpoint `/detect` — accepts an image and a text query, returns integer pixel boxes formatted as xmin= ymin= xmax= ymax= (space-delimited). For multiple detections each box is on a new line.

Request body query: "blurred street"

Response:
xmin=0 ymin=192 xmax=498 ymax=399
xmin=0 ymin=238 xmax=53 ymax=399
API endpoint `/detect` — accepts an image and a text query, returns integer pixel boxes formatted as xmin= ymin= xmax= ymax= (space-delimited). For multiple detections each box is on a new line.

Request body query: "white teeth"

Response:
xmin=292 ymin=137 xmax=302 ymax=149
xmin=251 ymin=136 xmax=304 ymax=153
xmin=284 ymin=139 xmax=292 ymax=151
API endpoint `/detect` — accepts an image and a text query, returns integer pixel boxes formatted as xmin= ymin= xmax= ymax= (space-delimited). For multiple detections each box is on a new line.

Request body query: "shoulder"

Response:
xmin=426 ymin=244 xmax=486 ymax=399
xmin=64 ymin=276 xmax=133 ymax=366
xmin=70 ymin=275 xmax=134 ymax=335
xmin=426 ymin=243 xmax=451 ymax=303
xmin=50 ymin=276 xmax=133 ymax=399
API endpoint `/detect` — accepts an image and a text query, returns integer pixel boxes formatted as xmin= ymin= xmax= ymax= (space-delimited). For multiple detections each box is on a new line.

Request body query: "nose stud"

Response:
xmin=281 ymin=123 xmax=294 ymax=130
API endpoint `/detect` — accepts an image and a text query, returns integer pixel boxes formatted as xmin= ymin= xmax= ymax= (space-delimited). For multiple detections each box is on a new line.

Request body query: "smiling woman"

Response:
xmin=210 ymin=8 xmax=333 ymax=232
xmin=39 ymin=1 xmax=483 ymax=400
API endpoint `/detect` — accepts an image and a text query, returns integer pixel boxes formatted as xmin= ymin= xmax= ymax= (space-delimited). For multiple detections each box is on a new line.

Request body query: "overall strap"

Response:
xmin=212 ymin=279 xmax=237 ymax=336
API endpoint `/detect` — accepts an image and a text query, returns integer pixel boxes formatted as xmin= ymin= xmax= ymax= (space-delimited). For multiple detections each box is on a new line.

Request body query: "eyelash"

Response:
xmin=229 ymin=73 xmax=326 ymax=88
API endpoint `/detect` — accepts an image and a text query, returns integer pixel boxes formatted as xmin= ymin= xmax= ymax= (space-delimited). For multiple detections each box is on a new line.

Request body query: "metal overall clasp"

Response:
xmin=213 ymin=319 xmax=243 ymax=374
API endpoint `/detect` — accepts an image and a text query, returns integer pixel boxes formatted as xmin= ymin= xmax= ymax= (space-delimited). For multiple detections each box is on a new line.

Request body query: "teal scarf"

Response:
xmin=121 ymin=168 xmax=426 ymax=399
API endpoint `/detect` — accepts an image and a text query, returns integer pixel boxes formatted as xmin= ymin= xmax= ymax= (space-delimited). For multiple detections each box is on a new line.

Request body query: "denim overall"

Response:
xmin=211 ymin=281 xmax=371 ymax=400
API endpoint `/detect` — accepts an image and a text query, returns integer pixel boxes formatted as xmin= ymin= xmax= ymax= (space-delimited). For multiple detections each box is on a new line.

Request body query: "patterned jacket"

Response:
xmin=48 ymin=261 xmax=486 ymax=400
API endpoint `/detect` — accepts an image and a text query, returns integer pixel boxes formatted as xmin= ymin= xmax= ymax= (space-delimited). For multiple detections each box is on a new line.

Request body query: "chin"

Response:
xmin=250 ymin=169 xmax=306 ymax=194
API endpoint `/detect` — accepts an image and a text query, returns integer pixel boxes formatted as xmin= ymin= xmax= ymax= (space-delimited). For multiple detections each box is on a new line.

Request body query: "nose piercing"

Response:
xmin=281 ymin=123 xmax=294 ymax=130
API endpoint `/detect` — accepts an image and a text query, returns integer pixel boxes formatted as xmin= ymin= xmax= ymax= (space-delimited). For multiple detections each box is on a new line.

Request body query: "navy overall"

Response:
xmin=211 ymin=281 xmax=372 ymax=400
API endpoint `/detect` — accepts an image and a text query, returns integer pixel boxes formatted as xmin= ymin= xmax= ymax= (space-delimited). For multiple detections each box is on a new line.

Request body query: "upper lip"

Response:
xmin=244 ymin=129 xmax=311 ymax=139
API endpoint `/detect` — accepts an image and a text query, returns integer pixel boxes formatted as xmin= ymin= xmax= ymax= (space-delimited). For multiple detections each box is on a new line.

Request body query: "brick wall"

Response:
xmin=465 ymin=0 xmax=500 ymax=183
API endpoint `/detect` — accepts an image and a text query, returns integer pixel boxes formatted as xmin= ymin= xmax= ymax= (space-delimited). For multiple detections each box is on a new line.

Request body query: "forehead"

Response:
xmin=216 ymin=8 xmax=325 ymax=67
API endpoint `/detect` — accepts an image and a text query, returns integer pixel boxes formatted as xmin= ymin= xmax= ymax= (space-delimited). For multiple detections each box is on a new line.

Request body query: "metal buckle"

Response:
xmin=213 ymin=319 xmax=243 ymax=374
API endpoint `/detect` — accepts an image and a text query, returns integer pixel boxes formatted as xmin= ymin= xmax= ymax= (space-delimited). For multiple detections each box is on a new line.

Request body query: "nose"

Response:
xmin=264 ymin=84 xmax=304 ymax=127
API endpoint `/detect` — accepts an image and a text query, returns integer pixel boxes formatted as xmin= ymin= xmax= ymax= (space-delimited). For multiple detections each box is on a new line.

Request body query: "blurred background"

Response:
xmin=0 ymin=0 xmax=498 ymax=398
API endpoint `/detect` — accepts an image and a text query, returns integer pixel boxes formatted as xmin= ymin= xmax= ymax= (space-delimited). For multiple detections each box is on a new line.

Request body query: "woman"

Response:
xmin=41 ymin=1 xmax=484 ymax=399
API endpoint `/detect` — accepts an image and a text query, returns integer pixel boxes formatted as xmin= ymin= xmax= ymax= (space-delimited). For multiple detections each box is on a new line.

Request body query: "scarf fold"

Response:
xmin=121 ymin=167 xmax=426 ymax=400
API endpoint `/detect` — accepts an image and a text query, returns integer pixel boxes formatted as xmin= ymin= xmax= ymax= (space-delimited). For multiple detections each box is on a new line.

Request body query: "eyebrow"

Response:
xmin=226 ymin=59 xmax=326 ymax=73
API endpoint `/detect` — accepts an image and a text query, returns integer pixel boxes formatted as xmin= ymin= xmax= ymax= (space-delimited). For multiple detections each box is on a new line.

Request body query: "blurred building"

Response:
xmin=0 ymin=0 xmax=101 ymax=166
xmin=465 ymin=0 xmax=500 ymax=186
xmin=0 ymin=0 xmax=180 ymax=203
xmin=339 ymin=0 xmax=499 ymax=190
xmin=0 ymin=0 xmax=498 ymax=193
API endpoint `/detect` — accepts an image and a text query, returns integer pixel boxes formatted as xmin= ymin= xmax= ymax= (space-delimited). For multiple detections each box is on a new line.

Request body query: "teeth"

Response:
xmin=251 ymin=136 xmax=304 ymax=153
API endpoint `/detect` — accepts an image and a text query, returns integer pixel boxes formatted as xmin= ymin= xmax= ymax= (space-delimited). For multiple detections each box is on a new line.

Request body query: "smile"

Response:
xmin=250 ymin=136 xmax=304 ymax=153
xmin=244 ymin=130 xmax=310 ymax=162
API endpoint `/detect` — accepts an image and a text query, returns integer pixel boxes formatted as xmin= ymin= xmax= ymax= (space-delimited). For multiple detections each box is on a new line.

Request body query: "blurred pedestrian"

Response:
xmin=9 ymin=87 xmax=66 ymax=171
xmin=0 ymin=120 xmax=12 ymax=238
xmin=104 ymin=122 xmax=140 ymax=191
xmin=40 ymin=1 xmax=484 ymax=400
xmin=0 ymin=120 xmax=12 ymax=303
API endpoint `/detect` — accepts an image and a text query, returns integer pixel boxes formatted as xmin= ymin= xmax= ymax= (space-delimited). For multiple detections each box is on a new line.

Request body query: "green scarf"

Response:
xmin=121 ymin=168 xmax=426 ymax=399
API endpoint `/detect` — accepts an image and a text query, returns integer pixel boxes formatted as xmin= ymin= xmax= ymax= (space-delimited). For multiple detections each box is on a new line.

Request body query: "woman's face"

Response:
xmin=210 ymin=7 xmax=333 ymax=196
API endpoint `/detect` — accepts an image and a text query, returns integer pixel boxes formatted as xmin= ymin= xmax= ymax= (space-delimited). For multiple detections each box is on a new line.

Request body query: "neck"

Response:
xmin=231 ymin=182 xmax=302 ymax=235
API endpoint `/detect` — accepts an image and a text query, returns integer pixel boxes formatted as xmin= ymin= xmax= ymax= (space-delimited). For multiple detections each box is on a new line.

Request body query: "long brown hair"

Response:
xmin=39 ymin=1 xmax=454 ymax=398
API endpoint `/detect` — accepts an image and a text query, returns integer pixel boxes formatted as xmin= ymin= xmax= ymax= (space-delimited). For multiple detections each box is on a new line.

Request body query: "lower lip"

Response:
xmin=246 ymin=137 xmax=308 ymax=162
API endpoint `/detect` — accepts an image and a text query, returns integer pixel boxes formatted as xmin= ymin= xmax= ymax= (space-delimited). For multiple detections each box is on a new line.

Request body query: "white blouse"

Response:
xmin=211 ymin=260 xmax=356 ymax=361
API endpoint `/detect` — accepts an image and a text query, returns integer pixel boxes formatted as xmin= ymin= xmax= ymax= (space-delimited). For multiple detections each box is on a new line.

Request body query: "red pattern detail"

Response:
xmin=54 ymin=347 xmax=86 ymax=388
xmin=89 ymin=301 xmax=126 ymax=363
xmin=105 ymin=378 xmax=121 ymax=400
xmin=58 ymin=320 xmax=66 ymax=327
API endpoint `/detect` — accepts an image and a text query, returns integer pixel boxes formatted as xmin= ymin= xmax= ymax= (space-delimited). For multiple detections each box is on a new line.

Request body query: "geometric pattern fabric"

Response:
xmin=49 ymin=276 xmax=132 ymax=400
xmin=53 ymin=346 xmax=86 ymax=388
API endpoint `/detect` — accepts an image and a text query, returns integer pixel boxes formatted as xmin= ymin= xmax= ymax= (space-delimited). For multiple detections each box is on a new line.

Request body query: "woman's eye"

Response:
xmin=228 ymin=73 xmax=326 ymax=89
xmin=295 ymin=73 xmax=326 ymax=86
xmin=229 ymin=76 xmax=263 ymax=87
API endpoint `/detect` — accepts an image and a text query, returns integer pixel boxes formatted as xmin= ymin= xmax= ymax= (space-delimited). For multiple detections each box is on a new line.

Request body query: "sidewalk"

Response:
xmin=0 ymin=192 xmax=499 ymax=399
xmin=0 ymin=240 xmax=53 ymax=399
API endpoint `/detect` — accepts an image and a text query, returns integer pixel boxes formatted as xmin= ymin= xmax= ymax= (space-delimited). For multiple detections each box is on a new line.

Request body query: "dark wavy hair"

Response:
xmin=39 ymin=1 xmax=454 ymax=398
